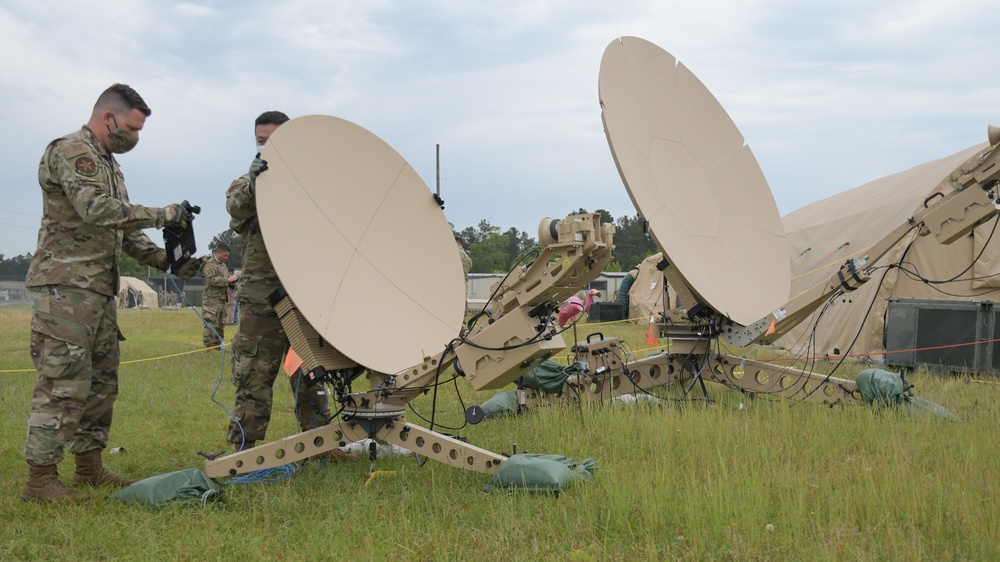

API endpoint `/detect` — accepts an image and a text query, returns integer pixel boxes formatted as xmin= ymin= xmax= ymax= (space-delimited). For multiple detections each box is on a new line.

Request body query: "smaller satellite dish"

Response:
xmin=599 ymin=37 xmax=790 ymax=326
xmin=256 ymin=115 xmax=466 ymax=374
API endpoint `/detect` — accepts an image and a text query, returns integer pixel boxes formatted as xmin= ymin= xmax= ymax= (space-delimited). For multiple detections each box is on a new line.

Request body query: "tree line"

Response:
xmin=0 ymin=253 xmax=32 ymax=277
xmin=206 ymin=208 xmax=658 ymax=275
xmin=452 ymin=209 xmax=657 ymax=274
xmin=0 ymin=209 xmax=658 ymax=279
xmin=0 ymin=251 xmax=176 ymax=279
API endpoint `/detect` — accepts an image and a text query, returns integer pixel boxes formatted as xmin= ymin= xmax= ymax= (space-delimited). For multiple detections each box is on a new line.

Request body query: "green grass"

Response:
xmin=1 ymin=305 xmax=998 ymax=560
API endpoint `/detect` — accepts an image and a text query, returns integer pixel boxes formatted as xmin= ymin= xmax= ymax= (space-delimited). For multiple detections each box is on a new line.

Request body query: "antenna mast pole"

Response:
xmin=436 ymin=144 xmax=440 ymax=196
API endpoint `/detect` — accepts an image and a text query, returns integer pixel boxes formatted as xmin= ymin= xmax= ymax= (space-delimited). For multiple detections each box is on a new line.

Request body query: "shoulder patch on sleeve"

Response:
xmin=58 ymin=141 xmax=100 ymax=177
xmin=74 ymin=157 xmax=98 ymax=176
xmin=61 ymin=144 xmax=89 ymax=159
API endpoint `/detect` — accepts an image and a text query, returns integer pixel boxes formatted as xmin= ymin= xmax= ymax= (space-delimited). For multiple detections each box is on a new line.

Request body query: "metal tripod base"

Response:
xmin=205 ymin=416 xmax=507 ymax=478
xmin=518 ymin=335 xmax=861 ymax=409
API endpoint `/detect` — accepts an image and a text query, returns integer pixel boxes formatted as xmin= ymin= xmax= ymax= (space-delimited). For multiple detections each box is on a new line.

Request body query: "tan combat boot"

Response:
xmin=22 ymin=462 xmax=89 ymax=503
xmin=72 ymin=450 xmax=137 ymax=488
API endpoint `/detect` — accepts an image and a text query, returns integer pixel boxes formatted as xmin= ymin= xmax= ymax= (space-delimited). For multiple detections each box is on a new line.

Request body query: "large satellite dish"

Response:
xmin=599 ymin=37 xmax=790 ymax=326
xmin=256 ymin=115 xmax=466 ymax=374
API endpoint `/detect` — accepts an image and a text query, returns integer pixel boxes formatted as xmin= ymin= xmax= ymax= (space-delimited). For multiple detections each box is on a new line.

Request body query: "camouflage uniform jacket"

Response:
xmin=26 ymin=126 xmax=170 ymax=297
xmin=226 ymin=173 xmax=280 ymax=305
xmin=201 ymin=257 xmax=230 ymax=303
xmin=459 ymin=248 xmax=473 ymax=279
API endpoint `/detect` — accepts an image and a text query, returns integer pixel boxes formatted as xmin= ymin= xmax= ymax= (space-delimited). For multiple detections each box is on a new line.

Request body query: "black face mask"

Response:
xmin=106 ymin=114 xmax=139 ymax=154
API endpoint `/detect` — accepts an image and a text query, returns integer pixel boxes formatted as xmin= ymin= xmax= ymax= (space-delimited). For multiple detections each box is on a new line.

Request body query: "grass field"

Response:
xmin=1 ymin=304 xmax=998 ymax=560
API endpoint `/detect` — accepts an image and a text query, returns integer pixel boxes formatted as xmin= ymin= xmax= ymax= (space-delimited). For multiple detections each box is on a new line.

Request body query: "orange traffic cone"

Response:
xmin=646 ymin=317 xmax=658 ymax=346
xmin=284 ymin=347 xmax=304 ymax=378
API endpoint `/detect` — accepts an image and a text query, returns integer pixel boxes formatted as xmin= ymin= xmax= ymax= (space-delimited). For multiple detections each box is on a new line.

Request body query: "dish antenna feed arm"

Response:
xmin=725 ymin=133 xmax=1000 ymax=348
xmin=204 ymin=213 xmax=615 ymax=479
xmin=516 ymin=129 xmax=1000 ymax=412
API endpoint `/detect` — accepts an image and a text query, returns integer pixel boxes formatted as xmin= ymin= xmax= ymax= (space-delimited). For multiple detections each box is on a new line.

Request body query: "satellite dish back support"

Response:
xmin=599 ymin=37 xmax=790 ymax=326
xmin=256 ymin=115 xmax=466 ymax=374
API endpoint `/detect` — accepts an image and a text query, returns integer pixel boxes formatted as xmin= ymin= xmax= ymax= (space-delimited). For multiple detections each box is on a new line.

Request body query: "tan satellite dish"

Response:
xmin=256 ymin=115 xmax=466 ymax=374
xmin=599 ymin=36 xmax=790 ymax=326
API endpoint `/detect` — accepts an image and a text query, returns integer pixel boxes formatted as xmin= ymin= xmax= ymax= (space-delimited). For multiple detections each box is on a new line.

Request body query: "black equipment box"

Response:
xmin=587 ymin=302 xmax=627 ymax=323
xmin=885 ymin=298 xmax=998 ymax=374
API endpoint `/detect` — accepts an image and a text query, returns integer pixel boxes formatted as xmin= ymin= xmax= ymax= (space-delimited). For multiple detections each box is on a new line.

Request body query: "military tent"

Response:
xmin=118 ymin=277 xmax=159 ymax=309
xmin=776 ymin=142 xmax=1000 ymax=358
xmin=625 ymin=252 xmax=676 ymax=322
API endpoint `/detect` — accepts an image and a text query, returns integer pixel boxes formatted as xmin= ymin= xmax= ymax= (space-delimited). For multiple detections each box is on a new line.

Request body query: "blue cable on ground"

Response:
xmin=225 ymin=462 xmax=300 ymax=485
xmin=169 ymin=273 xmax=310 ymax=484
xmin=168 ymin=273 xmax=247 ymax=449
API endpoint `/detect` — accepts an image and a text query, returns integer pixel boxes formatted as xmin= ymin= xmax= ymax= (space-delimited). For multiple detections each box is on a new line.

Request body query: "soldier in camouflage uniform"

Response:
xmin=22 ymin=83 xmax=199 ymax=503
xmin=456 ymin=235 xmax=472 ymax=279
xmin=225 ymin=111 xmax=345 ymax=457
xmin=200 ymin=244 xmax=237 ymax=348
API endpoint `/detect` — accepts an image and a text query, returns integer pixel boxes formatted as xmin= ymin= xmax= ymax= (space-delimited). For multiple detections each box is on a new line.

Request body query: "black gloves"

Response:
xmin=248 ymin=158 xmax=269 ymax=192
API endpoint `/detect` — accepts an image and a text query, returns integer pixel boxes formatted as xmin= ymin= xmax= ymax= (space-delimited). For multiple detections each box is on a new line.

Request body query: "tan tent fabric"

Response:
xmin=972 ymin=227 xmax=1000 ymax=290
xmin=627 ymin=252 xmax=676 ymax=322
xmin=118 ymin=277 xmax=159 ymax=309
xmin=776 ymin=142 xmax=1000 ymax=357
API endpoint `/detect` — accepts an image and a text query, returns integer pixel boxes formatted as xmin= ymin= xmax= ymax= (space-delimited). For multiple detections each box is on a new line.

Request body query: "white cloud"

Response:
xmin=2 ymin=0 xmax=998 ymax=258
xmin=174 ymin=3 xmax=216 ymax=17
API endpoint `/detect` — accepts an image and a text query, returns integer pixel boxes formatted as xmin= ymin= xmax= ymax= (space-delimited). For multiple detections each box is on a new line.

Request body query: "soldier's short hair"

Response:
xmin=255 ymin=111 xmax=290 ymax=128
xmin=214 ymin=243 xmax=231 ymax=253
xmin=94 ymin=83 xmax=152 ymax=117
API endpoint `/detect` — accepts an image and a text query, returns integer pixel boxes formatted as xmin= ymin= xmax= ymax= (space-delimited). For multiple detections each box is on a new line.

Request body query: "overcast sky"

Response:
xmin=1 ymin=0 xmax=996 ymax=259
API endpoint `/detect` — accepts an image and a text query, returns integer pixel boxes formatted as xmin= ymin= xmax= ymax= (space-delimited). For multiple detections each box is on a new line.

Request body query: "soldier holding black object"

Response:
xmin=22 ymin=83 xmax=199 ymax=503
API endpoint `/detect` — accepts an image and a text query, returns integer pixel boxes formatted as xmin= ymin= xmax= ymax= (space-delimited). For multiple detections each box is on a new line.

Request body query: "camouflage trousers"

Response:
xmin=201 ymin=297 xmax=227 ymax=348
xmin=25 ymin=286 xmax=120 ymax=465
xmin=227 ymin=302 xmax=330 ymax=446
